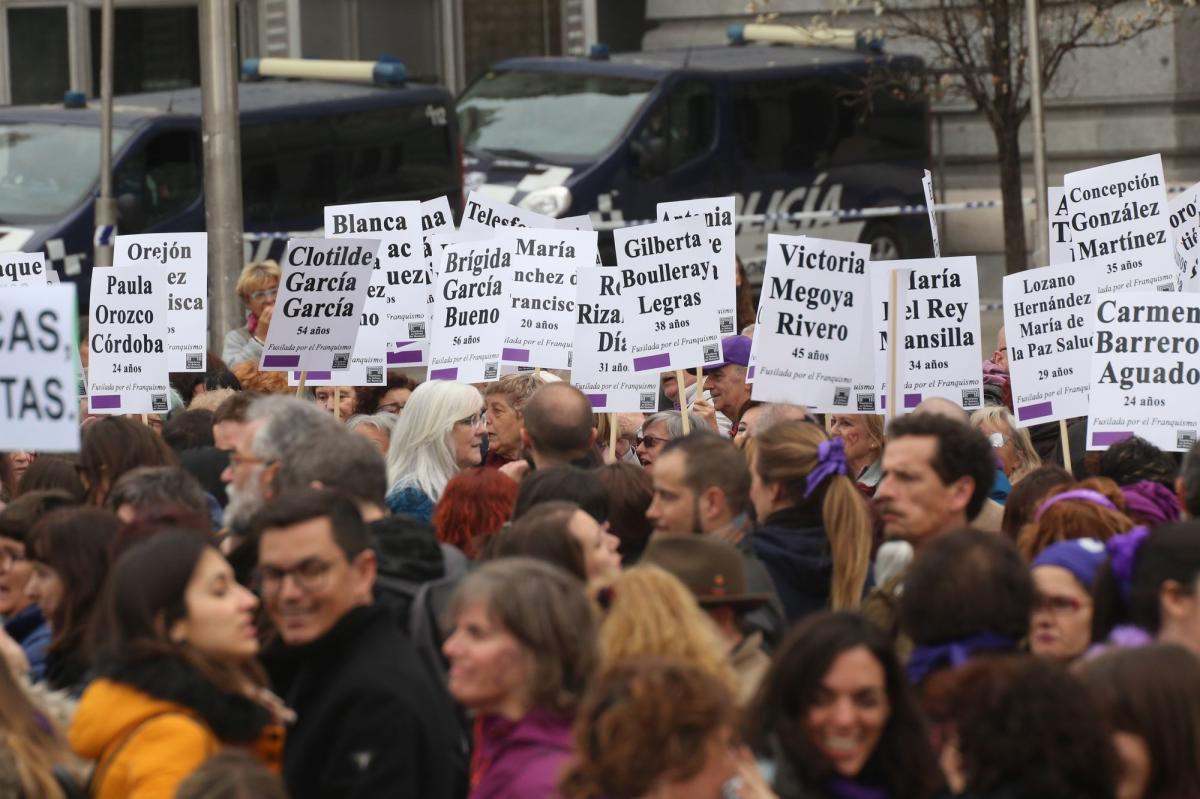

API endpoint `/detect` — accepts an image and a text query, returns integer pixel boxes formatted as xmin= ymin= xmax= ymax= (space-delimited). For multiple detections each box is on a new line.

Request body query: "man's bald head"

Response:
xmin=521 ymin=382 xmax=597 ymax=467
xmin=914 ymin=396 xmax=970 ymax=424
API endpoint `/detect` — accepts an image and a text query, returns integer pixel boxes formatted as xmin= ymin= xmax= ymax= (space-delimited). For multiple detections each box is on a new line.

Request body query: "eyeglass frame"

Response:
xmin=636 ymin=433 xmax=671 ymax=449
xmin=249 ymin=287 xmax=278 ymax=304
xmin=456 ymin=412 xmax=486 ymax=430
xmin=1032 ymin=593 xmax=1089 ymax=616
xmin=253 ymin=557 xmax=338 ymax=595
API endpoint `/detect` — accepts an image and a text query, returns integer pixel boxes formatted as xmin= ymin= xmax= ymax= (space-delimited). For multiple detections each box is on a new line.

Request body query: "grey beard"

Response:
xmin=224 ymin=481 xmax=267 ymax=534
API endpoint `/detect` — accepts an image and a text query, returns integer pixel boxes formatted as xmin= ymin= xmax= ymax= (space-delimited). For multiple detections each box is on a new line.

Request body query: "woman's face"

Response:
xmin=25 ymin=562 xmax=63 ymax=621
xmin=377 ymin=387 xmax=412 ymax=415
xmin=6 ymin=451 xmax=34 ymax=485
xmin=805 ymin=646 xmax=891 ymax=779
xmin=443 ymin=601 xmax=529 ymax=717
xmin=452 ymin=408 xmax=486 ymax=470
xmin=830 ymin=416 xmax=877 ymax=467
xmin=171 ymin=549 xmax=260 ymax=663
xmin=635 ymin=420 xmax=670 ymax=472
xmin=568 ymin=509 xmax=621 ymax=580
xmin=246 ymin=279 xmax=278 ymax=318
xmin=1112 ymin=731 xmax=1151 ymax=799
xmin=1030 ymin=565 xmax=1093 ymax=661
xmin=314 ymin=386 xmax=357 ymax=419
xmin=734 ymin=406 xmax=765 ymax=448
xmin=979 ymin=421 xmax=1020 ymax=477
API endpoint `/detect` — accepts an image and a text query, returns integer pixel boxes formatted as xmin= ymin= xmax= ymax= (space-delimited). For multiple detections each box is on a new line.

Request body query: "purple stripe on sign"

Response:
xmin=430 ymin=367 xmax=458 ymax=380
xmin=634 ymin=352 xmax=671 ymax=371
xmin=904 ymin=393 xmax=922 ymax=409
xmin=307 ymin=372 xmax=332 ymax=380
xmin=748 ymin=366 xmax=756 ymax=380
xmin=881 ymin=395 xmax=886 ymax=410
xmin=1093 ymin=431 xmax=1134 ymax=447
xmin=91 ymin=394 xmax=121 ymax=410
xmin=263 ymin=355 xmax=301 ymax=368
xmin=586 ymin=393 xmax=608 ymax=408
xmin=502 ymin=347 xmax=531 ymax=363
xmin=1018 ymin=401 xmax=1054 ymax=422
xmin=388 ymin=350 xmax=424 ymax=365
xmin=395 ymin=340 xmax=414 ymax=347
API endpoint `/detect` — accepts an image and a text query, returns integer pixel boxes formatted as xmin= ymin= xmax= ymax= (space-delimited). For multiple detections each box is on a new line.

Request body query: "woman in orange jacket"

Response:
xmin=69 ymin=531 xmax=287 ymax=799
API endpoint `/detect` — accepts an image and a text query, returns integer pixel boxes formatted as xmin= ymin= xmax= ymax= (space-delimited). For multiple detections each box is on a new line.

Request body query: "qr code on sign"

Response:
xmin=408 ymin=322 xmax=426 ymax=338
xmin=719 ymin=315 xmax=735 ymax=334
xmin=857 ymin=393 xmax=876 ymax=412
xmin=962 ymin=388 xmax=981 ymax=408
xmin=483 ymin=362 xmax=499 ymax=380
xmin=332 ymin=352 xmax=350 ymax=370
xmin=639 ymin=391 xmax=657 ymax=411
xmin=151 ymin=393 xmax=168 ymax=412
xmin=833 ymin=386 xmax=850 ymax=407
xmin=185 ymin=352 xmax=202 ymax=370
xmin=703 ymin=343 xmax=720 ymax=363
xmin=366 ymin=368 xmax=384 ymax=384
xmin=1178 ymin=430 xmax=1196 ymax=449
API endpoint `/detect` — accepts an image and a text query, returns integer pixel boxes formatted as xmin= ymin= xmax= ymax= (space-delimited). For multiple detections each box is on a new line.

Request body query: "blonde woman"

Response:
xmin=223 ymin=260 xmax=281 ymax=367
xmin=971 ymin=406 xmax=1041 ymax=484
xmin=749 ymin=420 xmax=873 ymax=620
xmin=829 ymin=414 xmax=885 ymax=495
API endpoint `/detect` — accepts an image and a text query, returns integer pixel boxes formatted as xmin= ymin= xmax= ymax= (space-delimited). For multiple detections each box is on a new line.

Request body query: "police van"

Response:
xmin=457 ymin=26 xmax=930 ymax=279
xmin=0 ymin=65 xmax=461 ymax=297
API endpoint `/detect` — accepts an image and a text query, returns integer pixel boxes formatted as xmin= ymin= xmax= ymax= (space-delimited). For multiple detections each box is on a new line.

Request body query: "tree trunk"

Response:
xmin=994 ymin=120 xmax=1028 ymax=274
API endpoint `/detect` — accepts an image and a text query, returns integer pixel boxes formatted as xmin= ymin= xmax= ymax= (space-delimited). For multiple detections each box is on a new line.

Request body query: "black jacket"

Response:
xmin=751 ymin=506 xmax=833 ymax=623
xmin=263 ymin=604 xmax=465 ymax=799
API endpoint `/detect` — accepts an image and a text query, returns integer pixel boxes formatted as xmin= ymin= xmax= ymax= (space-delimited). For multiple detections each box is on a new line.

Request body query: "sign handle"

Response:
xmin=1060 ymin=418 xmax=1073 ymax=476
xmin=140 ymin=413 xmax=149 ymax=426
xmin=676 ymin=369 xmax=691 ymax=435
xmin=534 ymin=367 xmax=542 ymax=379
xmin=606 ymin=412 xmax=618 ymax=464
xmin=295 ymin=371 xmax=308 ymax=398
xmin=826 ymin=414 xmax=833 ymax=434
xmin=886 ymin=270 xmax=901 ymax=421
xmin=334 ymin=385 xmax=342 ymax=423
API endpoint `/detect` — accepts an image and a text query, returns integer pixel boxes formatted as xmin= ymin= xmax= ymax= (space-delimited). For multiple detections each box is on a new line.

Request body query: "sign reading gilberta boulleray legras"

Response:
xmin=259 ymin=238 xmax=378 ymax=372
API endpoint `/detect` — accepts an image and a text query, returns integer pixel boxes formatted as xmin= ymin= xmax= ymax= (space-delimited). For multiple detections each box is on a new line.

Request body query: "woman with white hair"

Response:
xmin=971 ymin=405 xmax=1042 ymax=484
xmin=385 ymin=381 xmax=485 ymax=522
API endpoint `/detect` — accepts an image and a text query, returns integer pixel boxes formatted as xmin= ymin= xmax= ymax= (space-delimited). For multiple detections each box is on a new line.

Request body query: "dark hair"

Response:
xmin=15 ymin=456 xmax=85 ymax=502
xmin=175 ymin=750 xmax=287 ymax=799
xmin=660 ymin=431 xmax=752 ymax=517
xmin=899 ymin=528 xmax=1033 ymax=646
xmin=355 ymin=371 xmax=419 ymax=415
xmin=108 ymin=465 xmax=208 ymax=517
xmin=0 ymin=490 xmax=78 ymax=544
xmin=1092 ymin=520 xmax=1200 ymax=639
xmin=79 ymin=416 xmax=177 ymax=506
xmin=213 ymin=391 xmax=262 ymax=425
xmin=1181 ymin=439 xmax=1200 ymax=518
xmin=1099 ymin=435 xmax=1178 ymax=489
xmin=248 ymin=488 xmax=369 ymax=561
xmin=169 ymin=352 xmax=242 ymax=401
xmin=162 ymin=409 xmax=216 ymax=451
xmin=744 ymin=613 xmax=943 ymax=799
xmin=522 ymin=383 xmax=595 ymax=461
xmin=513 ymin=465 xmax=610 ymax=524
xmin=491 ymin=501 xmax=588 ymax=581
xmin=1080 ymin=645 xmax=1200 ymax=799
xmin=27 ymin=507 xmax=119 ymax=673
xmin=886 ymin=414 xmax=995 ymax=520
xmin=1000 ymin=464 xmax=1072 ymax=542
xmin=433 ymin=467 xmax=517 ymax=558
xmin=932 ymin=655 xmax=1114 ymax=798
xmin=593 ymin=463 xmax=654 ymax=562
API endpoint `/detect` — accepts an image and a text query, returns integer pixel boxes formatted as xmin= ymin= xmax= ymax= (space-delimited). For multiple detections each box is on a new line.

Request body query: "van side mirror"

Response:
xmin=116 ymin=192 xmax=146 ymax=234
xmin=630 ymin=137 xmax=667 ymax=178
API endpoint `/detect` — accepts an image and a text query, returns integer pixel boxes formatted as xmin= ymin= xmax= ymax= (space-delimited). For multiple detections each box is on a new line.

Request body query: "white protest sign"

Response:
xmin=612 ymin=216 xmax=724 ymax=373
xmin=751 ymin=235 xmax=876 ymax=413
xmin=0 ymin=284 xmax=79 ymax=450
xmin=113 ymin=233 xmax=207 ymax=372
xmin=871 ymin=257 xmax=983 ymax=413
xmin=0 ymin=252 xmax=48 ymax=286
xmin=500 ymin=228 xmax=595 ymax=369
xmin=1064 ymin=154 xmax=1175 ymax=293
xmin=658 ymin=197 xmax=739 ymax=339
xmin=325 ymin=201 xmax=426 ymax=372
xmin=922 ymin=170 xmax=941 ymax=258
xmin=259 ymin=238 xmax=378 ymax=372
xmin=1088 ymin=292 xmax=1200 ymax=452
xmin=460 ymin=191 xmax=558 ymax=233
xmin=87 ymin=266 xmax=170 ymax=414
xmin=1169 ymin=183 xmax=1200 ymax=292
xmin=1048 ymin=187 xmax=1074 ymax=266
xmin=572 ymin=267 xmax=660 ymax=413
xmin=1003 ymin=262 xmax=1098 ymax=427
xmin=428 ymin=238 xmax=512 ymax=382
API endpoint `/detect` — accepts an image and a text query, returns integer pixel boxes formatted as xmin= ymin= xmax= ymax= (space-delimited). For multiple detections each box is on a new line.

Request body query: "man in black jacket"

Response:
xmin=253 ymin=489 xmax=464 ymax=798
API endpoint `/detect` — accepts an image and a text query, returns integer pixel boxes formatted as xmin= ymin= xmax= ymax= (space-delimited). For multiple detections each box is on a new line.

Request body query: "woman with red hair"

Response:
xmin=433 ymin=467 xmax=517 ymax=558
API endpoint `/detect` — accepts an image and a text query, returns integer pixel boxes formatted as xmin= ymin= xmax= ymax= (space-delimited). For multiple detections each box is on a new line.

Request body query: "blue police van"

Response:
xmin=457 ymin=31 xmax=930 ymax=280
xmin=0 ymin=76 xmax=461 ymax=299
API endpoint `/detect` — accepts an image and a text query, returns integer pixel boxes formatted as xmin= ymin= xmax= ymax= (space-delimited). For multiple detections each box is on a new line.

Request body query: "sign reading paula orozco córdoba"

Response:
xmin=1048 ymin=187 xmax=1075 ymax=266
xmin=259 ymin=238 xmax=379 ymax=372
xmin=0 ymin=284 xmax=80 ymax=451
xmin=871 ymin=257 xmax=984 ymax=414
xmin=1063 ymin=154 xmax=1175 ymax=293
xmin=657 ymin=197 xmax=739 ymax=339
xmin=1087 ymin=292 xmax=1200 ymax=452
xmin=112 ymin=232 xmax=207 ymax=372
xmin=0 ymin=252 xmax=49 ymax=286
xmin=1003 ymin=261 xmax=1098 ymax=427
xmin=324 ymin=201 xmax=425 ymax=374
xmin=500 ymin=227 xmax=596 ymax=370
xmin=460 ymin=190 xmax=559 ymax=234
xmin=572 ymin=266 xmax=661 ymax=413
xmin=87 ymin=265 xmax=170 ymax=414
xmin=1169 ymin=182 xmax=1200 ymax=292
xmin=751 ymin=235 xmax=876 ymax=413
xmin=612 ymin=216 xmax=724 ymax=373
xmin=428 ymin=238 xmax=512 ymax=383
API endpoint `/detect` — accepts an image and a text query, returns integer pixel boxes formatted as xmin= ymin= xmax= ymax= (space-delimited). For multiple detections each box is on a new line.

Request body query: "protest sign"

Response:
xmin=922 ymin=170 xmax=941 ymax=258
xmin=460 ymin=191 xmax=558 ymax=233
xmin=286 ymin=365 xmax=385 ymax=388
xmin=871 ymin=257 xmax=983 ymax=413
xmin=1063 ymin=154 xmax=1175 ymax=293
xmin=1003 ymin=261 xmax=1098 ymax=426
xmin=113 ymin=233 xmax=207 ymax=372
xmin=1048 ymin=187 xmax=1075 ymax=266
xmin=1169 ymin=183 xmax=1200 ymax=292
xmin=658 ymin=197 xmax=739 ymax=337
xmin=0 ymin=252 xmax=48 ymax=286
xmin=428 ymin=238 xmax=512 ymax=382
xmin=751 ymin=235 xmax=876 ymax=412
xmin=87 ymin=265 xmax=170 ymax=414
xmin=611 ymin=216 xmax=724 ymax=373
xmin=500 ymin=227 xmax=595 ymax=369
xmin=1088 ymin=292 xmax=1200 ymax=451
xmin=0 ymin=284 xmax=79 ymax=450
xmin=325 ymin=201 xmax=426 ymax=374
xmin=259 ymin=238 xmax=378 ymax=372
xmin=571 ymin=266 xmax=660 ymax=413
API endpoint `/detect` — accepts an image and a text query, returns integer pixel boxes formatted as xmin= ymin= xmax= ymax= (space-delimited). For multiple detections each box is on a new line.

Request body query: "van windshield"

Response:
xmin=459 ymin=69 xmax=655 ymax=163
xmin=0 ymin=123 xmax=129 ymax=223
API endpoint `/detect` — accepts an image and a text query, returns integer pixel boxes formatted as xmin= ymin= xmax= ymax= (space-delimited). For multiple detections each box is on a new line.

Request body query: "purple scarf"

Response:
xmin=1120 ymin=480 xmax=1181 ymax=526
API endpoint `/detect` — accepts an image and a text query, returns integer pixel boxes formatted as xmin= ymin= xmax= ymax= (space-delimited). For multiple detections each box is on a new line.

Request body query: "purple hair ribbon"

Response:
xmin=805 ymin=437 xmax=849 ymax=499
xmin=1035 ymin=489 xmax=1118 ymax=522
xmin=1106 ymin=525 xmax=1150 ymax=600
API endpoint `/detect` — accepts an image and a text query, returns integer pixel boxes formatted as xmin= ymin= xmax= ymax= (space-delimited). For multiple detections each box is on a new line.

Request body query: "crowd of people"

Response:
xmin=2 ymin=266 xmax=1200 ymax=798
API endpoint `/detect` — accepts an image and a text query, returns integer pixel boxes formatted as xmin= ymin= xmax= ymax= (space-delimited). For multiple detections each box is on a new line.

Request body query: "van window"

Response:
xmin=633 ymin=80 xmax=717 ymax=175
xmin=113 ymin=129 xmax=202 ymax=233
xmin=732 ymin=81 xmax=837 ymax=174
xmin=0 ymin=123 xmax=130 ymax=224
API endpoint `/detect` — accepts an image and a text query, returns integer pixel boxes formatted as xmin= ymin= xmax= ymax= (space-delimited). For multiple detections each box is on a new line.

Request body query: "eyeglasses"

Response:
xmin=249 ymin=288 xmax=277 ymax=303
xmin=253 ymin=558 xmax=335 ymax=595
xmin=377 ymin=402 xmax=405 ymax=414
xmin=1033 ymin=594 xmax=1088 ymax=615
xmin=228 ymin=452 xmax=273 ymax=468
xmin=456 ymin=413 xmax=486 ymax=430
xmin=636 ymin=434 xmax=671 ymax=449
xmin=987 ymin=432 xmax=1009 ymax=449
xmin=0 ymin=547 xmax=26 ymax=570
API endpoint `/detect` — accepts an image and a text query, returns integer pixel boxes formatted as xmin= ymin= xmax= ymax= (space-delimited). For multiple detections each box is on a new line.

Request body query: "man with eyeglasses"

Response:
xmin=253 ymin=489 xmax=463 ymax=799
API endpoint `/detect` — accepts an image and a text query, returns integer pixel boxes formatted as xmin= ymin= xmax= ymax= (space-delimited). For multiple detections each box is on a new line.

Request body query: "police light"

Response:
xmin=241 ymin=57 xmax=407 ymax=86
xmin=589 ymin=43 xmax=610 ymax=60
xmin=63 ymin=90 xmax=88 ymax=109
xmin=726 ymin=23 xmax=883 ymax=52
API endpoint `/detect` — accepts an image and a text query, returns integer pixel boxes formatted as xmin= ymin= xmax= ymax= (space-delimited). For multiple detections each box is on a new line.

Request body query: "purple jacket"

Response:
xmin=470 ymin=708 xmax=574 ymax=799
